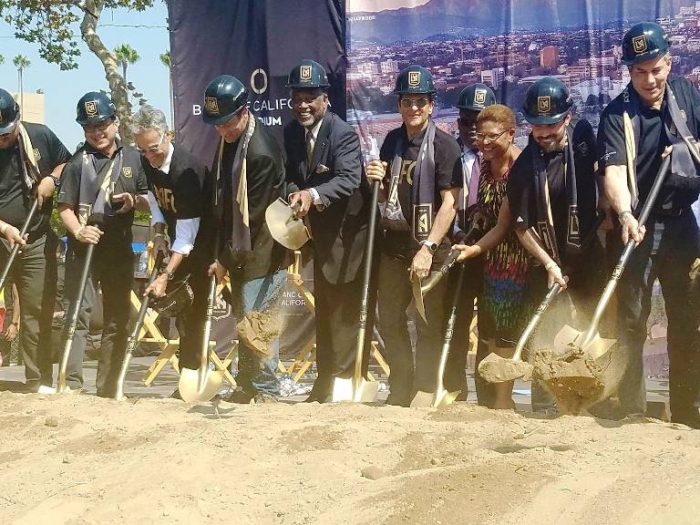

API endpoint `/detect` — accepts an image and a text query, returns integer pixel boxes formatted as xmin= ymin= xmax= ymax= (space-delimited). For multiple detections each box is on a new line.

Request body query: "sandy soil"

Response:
xmin=1 ymin=392 xmax=699 ymax=525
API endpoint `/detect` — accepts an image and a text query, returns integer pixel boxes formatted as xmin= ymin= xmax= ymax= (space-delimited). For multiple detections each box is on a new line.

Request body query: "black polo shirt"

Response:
xmin=597 ymin=76 xmax=700 ymax=213
xmin=0 ymin=122 xmax=71 ymax=234
xmin=58 ymin=140 xmax=148 ymax=250
xmin=379 ymin=122 xmax=461 ymax=262
xmin=142 ymin=146 xmax=206 ymax=241
xmin=508 ymin=119 xmax=598 ymax=260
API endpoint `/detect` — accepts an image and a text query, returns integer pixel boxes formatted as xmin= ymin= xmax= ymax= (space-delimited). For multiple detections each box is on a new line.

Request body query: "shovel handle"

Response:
xmin=0 ymin=199 xmax=39 ymax=292
xmin=115 ymin=251 xmax=165 ymax=400
xmin=581 ymin=154 xmax=671 ymax=347
xmin=512 ymin=283 xmax=560 ymax=362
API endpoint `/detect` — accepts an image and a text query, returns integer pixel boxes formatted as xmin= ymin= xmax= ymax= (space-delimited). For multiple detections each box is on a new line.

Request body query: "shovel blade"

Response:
xmin=179 ymin=368 xmax=224 ymax=403
xmin=331 ymin=376 xmax=379 ymax=403
xmin=410 ymin=388 xmax=460 ymax=408
xmin=552 ymin=324 xmax=617 ymax=360
xmin=478 ymin=352 xmax=533 ymax=383
xmin=580 ymin=334 xmax=617 ymax=360
xmin=553 ymin=325 xmax=584 ymax=354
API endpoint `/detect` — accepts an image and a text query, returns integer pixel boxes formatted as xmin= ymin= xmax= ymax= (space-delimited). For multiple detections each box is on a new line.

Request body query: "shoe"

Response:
xmin=37 ymin=385 xmax=56 ymax=395
xmin=385 ymin=393 xmax=411 ymax=407
xmin=671 ymin=414 xmax=700 ymax=429
xmin=225 ymin=389 xmax=255 ymax=404
xmin=254 ymin=392 xmax=278 ymax=404
xmin=170 ymin=389 xmax=183 ymax=400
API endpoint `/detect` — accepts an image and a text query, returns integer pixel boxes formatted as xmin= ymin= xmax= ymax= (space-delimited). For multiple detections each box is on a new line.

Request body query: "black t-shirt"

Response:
xmin=142 ymin=146 xmax=206 ymax=242
xmin=509 ymin=119 xmax=598 ymax=262
xmin=597 ymin=76 xmax=700 ymax=213
xmin=379 ymin=123 xmax=461 ymax=262
xmin=58 ymin=140 xmax=148 ymax=250
xmin=0 ymin=122 xmax=71 ymax=233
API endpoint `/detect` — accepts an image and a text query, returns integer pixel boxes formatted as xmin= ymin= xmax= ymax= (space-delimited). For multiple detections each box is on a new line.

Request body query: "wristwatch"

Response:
xmin=51 ymin=175 xmax=61 ymax=188
xmin=420 ymin=240 xmax=438 ymax=254
xmin=160 ymin=268 xmax=175 ymax=281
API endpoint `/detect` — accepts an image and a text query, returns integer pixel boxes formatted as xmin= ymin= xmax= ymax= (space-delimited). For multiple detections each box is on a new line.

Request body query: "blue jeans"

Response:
xmin=234 ymin=270 xmax=286 ymax=396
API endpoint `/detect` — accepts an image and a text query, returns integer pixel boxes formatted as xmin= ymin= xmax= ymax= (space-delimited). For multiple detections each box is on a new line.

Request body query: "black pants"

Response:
xmin=63 ymin=236 xmax=132 ymax=395
xmin=377 ymin=253 xmax=451 ymax=405
xmin=173 ymin=252 xmax=210 ymax=371
xmin=312 ymin=265 xmax=371 ymax=395
xmin=0 ymin=230 xmax=57 ymax=387
xmin=443 ymin=257 xmax=487 ymax=402
xmin=616 ymin=211 xmax=700 ymax=421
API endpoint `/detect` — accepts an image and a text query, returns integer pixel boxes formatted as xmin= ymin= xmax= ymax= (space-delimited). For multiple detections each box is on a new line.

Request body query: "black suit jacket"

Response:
xmin=205 ymin=120 xmax=287 ymax=282
xmin=284 ymin=111 xmax=370 ymax=285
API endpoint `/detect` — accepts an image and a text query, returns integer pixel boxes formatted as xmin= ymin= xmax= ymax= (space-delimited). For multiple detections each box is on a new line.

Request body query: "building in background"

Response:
xmin=12 ymin=91 xmax=45 ymax=124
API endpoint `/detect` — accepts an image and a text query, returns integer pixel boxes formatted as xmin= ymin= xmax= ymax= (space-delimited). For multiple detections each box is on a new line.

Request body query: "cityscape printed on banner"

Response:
xmin=346 ymin=0 xmax=700 ymax=155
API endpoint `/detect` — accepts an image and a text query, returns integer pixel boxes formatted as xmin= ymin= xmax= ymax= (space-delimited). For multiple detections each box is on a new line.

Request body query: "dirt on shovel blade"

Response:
xmin=532 ymin=346 xmax=605 ymax=415
xmin=478 ymin=353 xmax=533 ymax=383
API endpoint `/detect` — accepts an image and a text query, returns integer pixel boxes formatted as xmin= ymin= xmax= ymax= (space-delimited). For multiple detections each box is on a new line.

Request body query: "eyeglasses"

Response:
xmin=290 ymin=92 xmax=324 ymax=108
xmin=475 ymin=129 xmax=508 ymax=143
xmin=84 ymin=119 xmax=114 ymax=135
xmin=136 ymin=133 xmax=166 ymax=155
xmin=400 ymin=97 xmax=430 ymax=109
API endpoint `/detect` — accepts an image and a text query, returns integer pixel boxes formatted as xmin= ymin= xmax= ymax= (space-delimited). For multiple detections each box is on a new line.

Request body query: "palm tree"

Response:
xmin=12 ymin=55 xmax=30 ymax=112
xmin=113 ymin=43 xmax=140 ymax=92
xmin=160 ymin=51 xmax=174 ymax=128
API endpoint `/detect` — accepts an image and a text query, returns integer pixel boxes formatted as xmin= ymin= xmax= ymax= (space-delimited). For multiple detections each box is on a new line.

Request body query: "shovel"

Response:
xmin=479 ymin=283 xmax=561 ymax=383
xmin=410 ymin=257 xmax=465 ymax=407
xmin=0 ymin=199 xmax=39 ymax=293
xmin=332 ymin=181 xmax=381 ymax=402
xmin=411 ymin=248 xmax=460 ymax=324
xmin=58 ymin=213 xmax=104 ymax=394
xmin=545 ymin=155 xmax=671 ymax=409
xmin=114 ymin=252 xmax=165 ymax=400
xmin=178 ymin=274 xmax=224 ymax=403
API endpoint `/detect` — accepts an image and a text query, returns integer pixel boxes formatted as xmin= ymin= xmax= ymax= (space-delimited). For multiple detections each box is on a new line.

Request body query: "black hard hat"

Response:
xmin=287 ymin=59 xmax=330 ymax=89
xmin=523 ymin=77 xmax=573 ymax=125
xmin=76 ymin=91 xmax=116 ymax=126
xmin=202 ymin=75 xmax=249 ymax=125
xmin=0 ymin=88 xmax=20 ymax=134
xmin=621 ymin=22 xmax=670 ymax=65
xmin=394 ymin=65 xmax=436 ymax=95
xmin=457 ymin=83 xmax=496 ymax=112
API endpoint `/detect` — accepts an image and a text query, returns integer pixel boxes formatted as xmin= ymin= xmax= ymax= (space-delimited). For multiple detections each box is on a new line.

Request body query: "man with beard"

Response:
xmin=203 ymin=75 xmax=287 ymax=403
xmin=507 ymin=77 xmax=604 ymax=413
xmin=366 ymin=65 xmax=461 ymax=406
xmin=0 ymin=88 xmax=71 ymax=393
xmin=57 ymin=91 xmax=149 ymax=395
xmin=444 ymin=82 xmax=496 ymax=404
xmin=131 ymin=105 xmax=210 ymax=399
xmin=284 ymin=59 xmax=373 ymax=403
xmin=598 ymin=22 xmax=700 ymax=426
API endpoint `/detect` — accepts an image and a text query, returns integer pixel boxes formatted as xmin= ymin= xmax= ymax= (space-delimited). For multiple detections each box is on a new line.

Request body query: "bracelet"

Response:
xmin=618 ymin=210 xmax=633 ymax=221
xmin=545 ymin=261 xmax=558 ymax=271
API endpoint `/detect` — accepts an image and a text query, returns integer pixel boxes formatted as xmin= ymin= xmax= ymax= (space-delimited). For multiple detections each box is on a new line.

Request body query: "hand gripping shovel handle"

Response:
xmin=199 ymin=274 xmax=217 ymax=394
xmin=114 ymin=252 xmax=165 ymax=400
xmin=580 ymin=154 xmax=671 ymax=347
xmin=512 ymin=283 xmax=561 ymax=362
xmin=352 ymin=180 xmax=381 ymax=399
xmin=0 ymin=199 xmax=39 ymax=292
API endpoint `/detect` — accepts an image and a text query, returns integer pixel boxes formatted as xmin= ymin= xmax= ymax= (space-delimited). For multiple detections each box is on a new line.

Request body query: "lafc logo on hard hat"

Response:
xmin=408 ymin=71 xmax=421 ymax=87
xmin=300 ymin=65 xmax=312 ymax=82
xmin=122 ymin=167 xmax=132 ymax=178
xmin=85 ymin=101 xmax=98 ymax=118
xmin=474 ymin=89 xmax=487 ymax=105
xmin=537 ymin=96 xmax=551 ymax=114
xmin=632 ymin=35 xmax=648 ymax=54
xmin=205 ymin=96 xmax=220 ymax=115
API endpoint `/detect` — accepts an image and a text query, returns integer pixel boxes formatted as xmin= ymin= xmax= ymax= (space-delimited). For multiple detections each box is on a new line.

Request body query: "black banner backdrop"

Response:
xmin=167 ymin=0 xmax=346 ymax=166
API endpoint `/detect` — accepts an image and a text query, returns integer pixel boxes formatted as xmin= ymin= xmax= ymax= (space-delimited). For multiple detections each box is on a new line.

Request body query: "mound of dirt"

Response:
xmin=1 ymin=392 xmax=699 ymax=524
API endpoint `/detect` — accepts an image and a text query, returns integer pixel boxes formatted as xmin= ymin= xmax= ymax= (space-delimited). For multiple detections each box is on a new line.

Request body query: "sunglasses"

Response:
xmin=400 ymin=97 xmax=430 ymax=109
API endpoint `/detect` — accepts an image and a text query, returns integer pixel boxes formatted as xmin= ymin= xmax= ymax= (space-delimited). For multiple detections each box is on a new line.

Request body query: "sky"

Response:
xmin=0 ymin=1 xmax=170 ymax=150
xmin=348 ymin=0 xmax=430 ymax=12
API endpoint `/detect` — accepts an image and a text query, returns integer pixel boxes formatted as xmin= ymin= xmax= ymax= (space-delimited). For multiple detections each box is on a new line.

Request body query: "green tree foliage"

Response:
xmin=0 ymin=0 xmax=154 ymax=142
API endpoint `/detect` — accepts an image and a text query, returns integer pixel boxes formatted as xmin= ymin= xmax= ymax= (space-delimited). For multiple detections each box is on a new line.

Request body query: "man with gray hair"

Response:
xmin=132 ymin=104 xmax=212 ymax=398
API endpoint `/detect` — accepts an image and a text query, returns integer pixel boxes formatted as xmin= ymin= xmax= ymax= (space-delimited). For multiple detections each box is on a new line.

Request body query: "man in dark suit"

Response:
xmin=284 ymin=59 xmax=373 ymax=403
